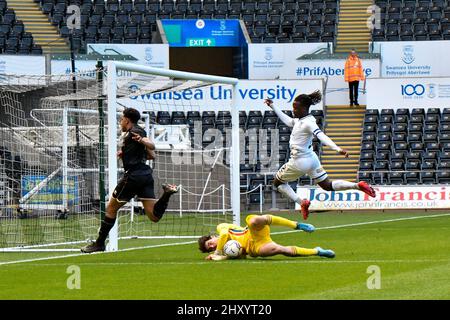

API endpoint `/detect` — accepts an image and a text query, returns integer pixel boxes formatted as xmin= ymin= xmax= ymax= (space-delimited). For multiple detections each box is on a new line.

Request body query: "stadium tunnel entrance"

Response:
xmin=169 ymin=46 xmax=247 ymax=79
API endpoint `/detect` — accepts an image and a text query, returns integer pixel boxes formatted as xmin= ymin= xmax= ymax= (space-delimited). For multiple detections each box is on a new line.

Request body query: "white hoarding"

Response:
xmin=87 ymin=43 xmax=169 ymax=69
xmin=119 ymin=79 xmax=324 ymax=112
xmin=248 ymin=43 xmax=330 ymax=80
xmin=0 ymin=55 xmax=45 ymax=75
xmin=279 ymin=58 xmax=381 ymax=105
xmin=297 ymin=186 xmax=450 ymax=210
xmin=51 ymin=59 xmax=99 ymax=77
xmin=51 ymin=44 xmax=169 ymax=77
xmin=366 ymin=77 xmax=450 ymax=110
xmin=372 ymin=41 xmax=450 ymax=77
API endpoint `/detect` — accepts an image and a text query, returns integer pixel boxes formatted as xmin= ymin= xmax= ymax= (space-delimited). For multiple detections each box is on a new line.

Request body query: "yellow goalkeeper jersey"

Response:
xmin=215 ymin=223 xmax=251 ymax=253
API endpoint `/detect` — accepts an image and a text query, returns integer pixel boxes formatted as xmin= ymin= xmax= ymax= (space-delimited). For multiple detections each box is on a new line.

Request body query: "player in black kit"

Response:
xmin=81 ymin=108 xmax=178 ymax=253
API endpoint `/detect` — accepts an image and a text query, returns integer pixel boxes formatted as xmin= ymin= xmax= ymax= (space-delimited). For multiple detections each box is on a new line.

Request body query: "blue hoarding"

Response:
xmin=161 ymin=19 xmax=243 ymax=47
xmin=21 ymin=175 xmax=79 ymax=205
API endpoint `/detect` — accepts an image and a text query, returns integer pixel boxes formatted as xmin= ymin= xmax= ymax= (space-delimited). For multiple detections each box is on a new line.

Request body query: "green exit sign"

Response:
xmin=186 ymin=38 xmax=216 ymax=47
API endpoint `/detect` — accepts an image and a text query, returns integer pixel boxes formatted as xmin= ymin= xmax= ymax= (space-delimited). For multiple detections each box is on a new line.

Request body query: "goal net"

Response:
xmin=0 ymin=72 xmax=105 ymax=251
xmin=106 ymin=62 xmax=240 ymax=251
xmin=0 ymin=63 xmax=240 ymax=252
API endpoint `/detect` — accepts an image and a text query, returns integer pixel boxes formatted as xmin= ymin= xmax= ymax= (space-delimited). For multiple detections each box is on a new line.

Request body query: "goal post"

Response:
xmin=106 ymin=61 xmax=240 ymax=251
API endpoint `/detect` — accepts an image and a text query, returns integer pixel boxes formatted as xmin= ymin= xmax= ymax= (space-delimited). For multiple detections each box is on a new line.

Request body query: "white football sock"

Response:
xmin=277 ymin=184 xmax=301 ymax=204
xmin=331 ymin=180 xmax=358 ymax=191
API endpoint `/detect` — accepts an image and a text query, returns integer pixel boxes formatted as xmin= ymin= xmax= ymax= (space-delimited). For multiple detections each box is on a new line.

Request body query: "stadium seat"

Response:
xmin=394 ymin=123 xmax=407 ymax=133
xmin=410 ymin=142 xmax=425 ymax=151
xmin=437 ymin=172 xmax=450 ymax=184
xmin=377 ymin=141 xmax=391 ymax=151
xmin=362 ymin=133 xmax=376 ymax=143
xmin=424 ymin=151 xmax=438 ymax=161
xmin=393 ymin=133 xmax=406 ymax=142
xmin=391 ymin=151 xmax=406 ymax=161
xmin=406 ymin=160 xmax=421 ymax=171
xmin=360 ymin=151 xmax=374 ymax=161
xmin=394 ymin=142 xmax=408 ymax=151
xmin=406 ymin=151 xmax=421 ymax=161
xmin=388 ymin=172 xmax=404 ymax=185
xmin=408 ymin=132 xmax=422 ymax=143
xmin=405 ymin=172 xmax=420 ymax=184
xmin=359 ymin=161 xmax=373 ymax=171
xmin=379 ymin=133 xmax=391 ymax=141
xmin=361 ymin=142 xmax=375 ymax=152
xmin=421 ymin=172 xmax=436 ymax=184
xmin=358 ymin=171 xmax=373 ymax=184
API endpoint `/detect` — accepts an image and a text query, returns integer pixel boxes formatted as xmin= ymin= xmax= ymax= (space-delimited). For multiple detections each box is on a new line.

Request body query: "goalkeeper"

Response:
xmin=198 ymin=214 xmax=335 ymax=260
xmin=82 ymin=107 xmax=178 ymax=253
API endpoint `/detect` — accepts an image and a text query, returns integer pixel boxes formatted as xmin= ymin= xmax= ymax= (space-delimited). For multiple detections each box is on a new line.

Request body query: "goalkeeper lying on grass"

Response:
xmin=198 ymin=214 xmax=335 ymax=261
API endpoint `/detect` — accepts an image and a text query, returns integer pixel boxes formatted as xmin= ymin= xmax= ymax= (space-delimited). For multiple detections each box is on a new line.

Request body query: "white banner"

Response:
xmin=366 ymin=77 xmax=450 ymax=110
xmin=248 ymin=43 xmax=330 ymax=80
xmin=51 ymin=44 xmax=169 ymax=77
xmin=0 ymin=55 xmax=45 ymax=75
xmin=119 ymin=79 xmax=324 ymax=112
xmin=372 ymin=41 xmax=450 ymax=77
xmin=87 ymin=43 xmax=169 ymax=69
xmin=51 ymin=59 xmax=99 ymax=77
xmin=297 ymin=186 xmax=450 ymax=210
xmin=279 ymin=58 xmax=380 ymax=105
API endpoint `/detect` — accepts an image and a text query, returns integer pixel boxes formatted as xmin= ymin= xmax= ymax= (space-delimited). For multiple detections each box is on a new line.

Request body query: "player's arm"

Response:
xmin=131 ymin=132 xmax=156 ymax=150
xmin=264 ymin=99 xmax=295 ymax=127
xmin=204 ymin=224 xmax=231 ymax=261
xmin=146 ymin=148 xmax=156 ymax=160
xmin=131 ymin=131 xmax=156 ymax=159
xmin=309 ymin=121 xmax=349 ymax=158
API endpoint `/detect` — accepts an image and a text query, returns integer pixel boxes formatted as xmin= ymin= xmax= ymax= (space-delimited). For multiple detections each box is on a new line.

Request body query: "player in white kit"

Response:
xmin=264 ymin=90 xmax=376 ymax=220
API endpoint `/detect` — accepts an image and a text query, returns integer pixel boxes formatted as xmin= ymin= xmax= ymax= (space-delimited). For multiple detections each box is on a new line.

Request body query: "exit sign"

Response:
xmin=187 ymin=38 xmax=216 ymax=47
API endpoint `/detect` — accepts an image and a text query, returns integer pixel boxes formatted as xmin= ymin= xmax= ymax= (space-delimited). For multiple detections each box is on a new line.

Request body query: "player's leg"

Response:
xmin=246 ymin=214 xmax=315 ymax=233
xmin=81 ymin=175 xmax=135 ymax=253
xmin=273 ymin=161 xmax=310 ymax=218
xmin=81 ymin=195 xmax=128 ymax=253
xmin=96 ymin=197 xmax=126 ymax=244
xmin=307 ymin=152 xmax=376 ymax=198
xmin=140 ymin=182 xmax=179 ymax=223
xmin=257 ymin=242 xmax=335 ymax=258
xmin=317 ymin=178 xmax=376 ymax=197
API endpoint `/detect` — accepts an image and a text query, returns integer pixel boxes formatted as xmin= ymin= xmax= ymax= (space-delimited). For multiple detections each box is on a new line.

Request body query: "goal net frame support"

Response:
xmin=106 ymin=61 xmax=240 ymax=252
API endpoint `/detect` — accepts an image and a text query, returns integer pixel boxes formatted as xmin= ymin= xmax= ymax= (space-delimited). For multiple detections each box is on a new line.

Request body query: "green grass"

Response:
xmin=0 ymin=211 xmax=449 ymax=300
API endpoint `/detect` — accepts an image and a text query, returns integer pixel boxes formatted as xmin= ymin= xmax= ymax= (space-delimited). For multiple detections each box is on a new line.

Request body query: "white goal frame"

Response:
xmin=106 ymin=61 xmax=240 ymax=251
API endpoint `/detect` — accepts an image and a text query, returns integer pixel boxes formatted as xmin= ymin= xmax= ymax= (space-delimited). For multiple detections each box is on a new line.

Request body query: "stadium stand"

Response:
xmin=359 ymin=107 xmax=450 ymax=185
xmin=0 ymin=0 xmax=41 ymax=54
xmin=32 ymin=0 xmax=339 ymax=53
xmin=372 ymin=0 xmax=450 ymax=41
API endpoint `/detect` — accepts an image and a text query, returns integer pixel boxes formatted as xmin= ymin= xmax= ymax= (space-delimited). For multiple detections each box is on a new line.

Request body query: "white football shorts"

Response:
xmin=275 ymin=153 xmax=328 ymax=183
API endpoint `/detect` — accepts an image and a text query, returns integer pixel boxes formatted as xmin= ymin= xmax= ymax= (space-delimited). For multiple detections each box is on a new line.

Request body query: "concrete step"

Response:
xmin=325 ymin=115 xmax=365 ymax=119
xmin=325 ymin=169 xmax=359 ymax=173
xmin=326 ymin=104 xmax=366 ymax=110
xmin=336 ymin=39 xmax=371 ymax=43
xmin=326 ymin=136 xmax=363 ymax=141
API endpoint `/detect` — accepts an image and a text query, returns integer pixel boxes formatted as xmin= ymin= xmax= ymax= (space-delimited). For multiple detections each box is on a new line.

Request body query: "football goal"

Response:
xmin=0 ymin=63 xmax=240 ymax=252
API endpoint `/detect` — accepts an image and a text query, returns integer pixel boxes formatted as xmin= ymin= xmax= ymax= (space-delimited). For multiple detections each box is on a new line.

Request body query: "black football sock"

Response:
xmin=96 ymin=216 xmax=116 ymax=246
xmin=153 ymin=191 xmax=174 ymax=219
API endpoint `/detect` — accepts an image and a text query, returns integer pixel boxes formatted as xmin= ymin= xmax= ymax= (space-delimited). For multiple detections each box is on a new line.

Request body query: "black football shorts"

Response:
xmin=112 ymin=173 xmax=156 ymax=202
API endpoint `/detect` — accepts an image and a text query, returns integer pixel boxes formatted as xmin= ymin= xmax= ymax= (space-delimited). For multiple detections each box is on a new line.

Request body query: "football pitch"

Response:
xmin=0 ymin=210 xmax=449 ymax=300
